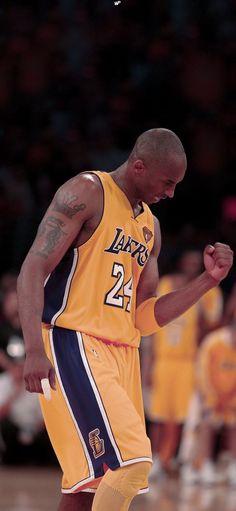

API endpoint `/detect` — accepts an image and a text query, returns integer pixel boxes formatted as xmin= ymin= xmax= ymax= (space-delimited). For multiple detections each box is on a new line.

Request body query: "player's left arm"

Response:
xmin=136 ymin=215 xmax=161 ymax=307
xmin=135 ymin=211 xmax=233 ymax=337
xmin=136 ymin=242 xmax=233 ymax=336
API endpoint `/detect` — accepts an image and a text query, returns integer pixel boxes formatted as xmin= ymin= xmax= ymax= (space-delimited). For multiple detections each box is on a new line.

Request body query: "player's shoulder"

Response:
xmin=57 ymin=171 xmax=102 ymax=192
xmin=150 ymin=214 xmax=161 ymax=237
xmin=50 ymin=172 xmax=104 ymax=221
xmin=55 ymin=172 xmax=104 ymax=200
xmin=152 ymin=214 xmax=161 ymax=248
xmin=152 ymin=214 xmax=160 ymax=228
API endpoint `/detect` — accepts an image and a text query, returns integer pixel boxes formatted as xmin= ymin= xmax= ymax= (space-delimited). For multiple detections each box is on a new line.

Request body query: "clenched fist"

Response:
xmin=204 ymin=243 xmax=233 ymax=283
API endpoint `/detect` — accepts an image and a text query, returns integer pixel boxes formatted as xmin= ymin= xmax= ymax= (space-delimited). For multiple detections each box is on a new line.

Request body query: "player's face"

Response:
xmin=146 ymin=176 xmax=179 ymax=204
xmin=142 ymin=158 xmax=186 ymax=205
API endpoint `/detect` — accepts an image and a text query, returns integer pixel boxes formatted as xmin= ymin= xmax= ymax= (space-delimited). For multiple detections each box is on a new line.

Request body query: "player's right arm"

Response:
xmin=17 ymin=173 xmax=103 ymax=394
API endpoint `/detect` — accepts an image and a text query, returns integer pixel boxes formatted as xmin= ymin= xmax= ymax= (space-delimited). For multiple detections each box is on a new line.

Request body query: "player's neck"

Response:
xmin=110 ymin=165 xmax=140 ymax=209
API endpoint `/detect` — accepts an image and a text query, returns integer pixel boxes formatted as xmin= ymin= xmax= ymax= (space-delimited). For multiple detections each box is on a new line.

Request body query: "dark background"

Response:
xmin=0 ymin=0 xmax=235 ymax=291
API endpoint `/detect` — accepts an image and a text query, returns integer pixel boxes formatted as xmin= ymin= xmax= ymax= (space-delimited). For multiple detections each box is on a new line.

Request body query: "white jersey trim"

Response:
xmin=49 ymin=328 xmax=95 ymax=481
xmin=77 ymin=332 xmax=123 ymax=465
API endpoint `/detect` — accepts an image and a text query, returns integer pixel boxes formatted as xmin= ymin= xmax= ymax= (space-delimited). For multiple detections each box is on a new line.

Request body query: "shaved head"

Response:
xmin=114 ymin=127 xmax=187 ymax=205
xmin=129 ymin=128 xmax=186 ymax=169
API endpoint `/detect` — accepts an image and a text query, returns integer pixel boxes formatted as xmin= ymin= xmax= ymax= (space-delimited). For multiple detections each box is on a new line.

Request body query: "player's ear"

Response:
xmin=133 ymin=159 xmax=145 ymax=176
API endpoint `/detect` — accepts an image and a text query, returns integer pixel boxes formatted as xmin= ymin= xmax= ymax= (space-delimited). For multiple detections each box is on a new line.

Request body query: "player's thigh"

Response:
xmin=83 ymin=334 xmax=152 ymax=462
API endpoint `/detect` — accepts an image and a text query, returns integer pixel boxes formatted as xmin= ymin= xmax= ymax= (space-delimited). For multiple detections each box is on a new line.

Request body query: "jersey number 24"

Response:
xmin=104 ymin=262 xmax=133 ymax=312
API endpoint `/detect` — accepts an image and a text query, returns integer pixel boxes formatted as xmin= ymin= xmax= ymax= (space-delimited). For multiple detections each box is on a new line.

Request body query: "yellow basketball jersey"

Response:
xmin=42 ymin=171 xmax=155 ymax=347
xmin=198 ymin=287 xmax=223 ymax=325
xmin=153 ymin=277 xmax=222 ymax=359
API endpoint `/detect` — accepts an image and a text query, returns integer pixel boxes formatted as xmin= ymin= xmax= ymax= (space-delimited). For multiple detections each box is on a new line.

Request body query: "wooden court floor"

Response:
xmin=1 ymin=466 xmax=236 ymax=511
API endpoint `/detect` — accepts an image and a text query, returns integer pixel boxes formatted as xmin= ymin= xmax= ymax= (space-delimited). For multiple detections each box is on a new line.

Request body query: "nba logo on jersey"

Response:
xmin=143 ymin=226 xmax=153 ymax=243
xmin=89 ymin=428 xmax=105 ymax=459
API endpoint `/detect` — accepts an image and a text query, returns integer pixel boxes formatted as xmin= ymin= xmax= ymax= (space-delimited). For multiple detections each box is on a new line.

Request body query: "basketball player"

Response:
xmin=185 ymin=320 xmax=236 ymax=485
xmin=17 ymin=129 xmax=233 ymax=511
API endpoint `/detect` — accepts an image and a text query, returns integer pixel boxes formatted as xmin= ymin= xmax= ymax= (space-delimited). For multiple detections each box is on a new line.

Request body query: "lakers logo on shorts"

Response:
xmin=89 ymin=428 xmax=105 ymax=459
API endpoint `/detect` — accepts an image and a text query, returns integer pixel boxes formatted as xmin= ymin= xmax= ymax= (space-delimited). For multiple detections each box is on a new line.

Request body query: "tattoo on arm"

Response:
xmin=33 ymin=216 xmax=67 ymax=259
xmin=52 ymin=193 xmax=86 ymax=219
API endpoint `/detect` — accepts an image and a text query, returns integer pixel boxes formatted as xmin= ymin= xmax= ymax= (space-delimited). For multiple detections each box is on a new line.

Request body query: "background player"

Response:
xmin=182 ymin=320 xmax=236 ymax=485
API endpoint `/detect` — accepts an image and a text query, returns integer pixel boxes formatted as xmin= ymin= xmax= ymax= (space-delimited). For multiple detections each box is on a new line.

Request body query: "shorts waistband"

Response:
xmin=42 ymin=324 xmax=136 ymax=349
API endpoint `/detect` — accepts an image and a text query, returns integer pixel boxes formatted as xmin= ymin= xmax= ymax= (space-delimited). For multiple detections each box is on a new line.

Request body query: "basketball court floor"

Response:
xmin=1 ymin=466 xmax=236 ymax=511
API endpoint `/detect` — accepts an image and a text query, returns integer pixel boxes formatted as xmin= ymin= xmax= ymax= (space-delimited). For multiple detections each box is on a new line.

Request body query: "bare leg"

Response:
xmin=58 ymin=492 xmax=94 ymax=511
xmin=149 ymin=421 xmax=165 ymax=455
xmin=160 ymin=422 xmax=183 ymax=467
xmin=199 ymin=421 xmax=215 ymax=461
xmin=150 ymin=421 xmax=182 ymax=467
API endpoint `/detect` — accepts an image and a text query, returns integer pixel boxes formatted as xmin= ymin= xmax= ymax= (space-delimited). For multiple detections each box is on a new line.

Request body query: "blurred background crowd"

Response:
xmin=0 ymin=0 xmax=236 ymax=487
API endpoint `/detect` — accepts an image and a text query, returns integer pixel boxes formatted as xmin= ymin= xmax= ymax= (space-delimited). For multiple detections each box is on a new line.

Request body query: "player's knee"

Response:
xmin=124 ymin=461 xmax=151 ymax=497
xmin=104 ymin=461 xmax=151 ymax=499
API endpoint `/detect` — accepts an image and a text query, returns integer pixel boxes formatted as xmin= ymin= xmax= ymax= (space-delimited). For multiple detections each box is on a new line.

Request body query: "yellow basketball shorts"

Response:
xmin=148 ymin=358 xmax=195 ymax=423
xmin=40 ymin=326 xmax=152 ymax=494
